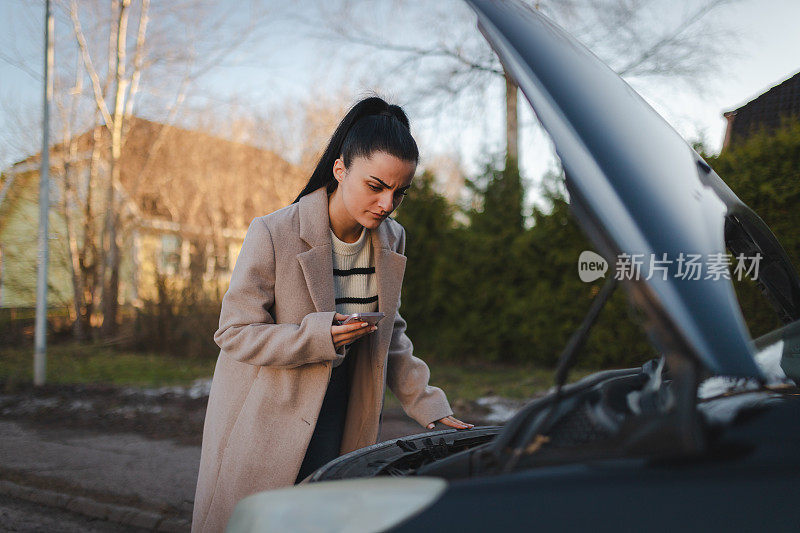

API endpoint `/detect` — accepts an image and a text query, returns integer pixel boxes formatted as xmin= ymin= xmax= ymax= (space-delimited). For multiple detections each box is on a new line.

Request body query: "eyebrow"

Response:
xmin=369 ymin=175 xmax=411 ymax=191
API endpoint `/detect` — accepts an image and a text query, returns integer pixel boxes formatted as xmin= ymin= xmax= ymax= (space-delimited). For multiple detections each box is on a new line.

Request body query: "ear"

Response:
xmin=333 ymin=157 xmax=347 ymax=184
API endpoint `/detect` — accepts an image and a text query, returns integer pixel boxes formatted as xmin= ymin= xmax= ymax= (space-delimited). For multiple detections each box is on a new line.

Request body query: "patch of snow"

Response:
xmin=67 ymin=400 xmax=95 ymax=411
xmin=697 ymin=376 xmax=759 ymax=399
xmin=699 ymin=391 xmax=783 ymax=425
xmin=186 ymin=379 xmax=212 ymax=399
xmin=107 ymin=404 xmax=163 ymax=416
xmin=474 ymin=396 xmax=526 ymax=424
xmin=754 ymin=340 xmax=787 ymax=382
xmin=4 ymin=397 xmax=60 ymax=415
xmin=698 ymin=340 xmax=794 ymax=399
xmin=119 ymin=378 xmax=212 ymax=400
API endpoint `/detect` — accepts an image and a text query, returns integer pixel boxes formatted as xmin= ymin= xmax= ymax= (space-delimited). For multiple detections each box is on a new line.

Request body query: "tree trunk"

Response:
xmin=62 ymin=159 xmax=90 ymax=341
xmin=100 ymin=134 xmax=122 ymax=338
xmin=100 ymin=0 xmax=131 ymax=338
xmin=504 ymin=70 xmax=519 ymax=171
xmin=84 ymin=120 xmax=102 ymax=334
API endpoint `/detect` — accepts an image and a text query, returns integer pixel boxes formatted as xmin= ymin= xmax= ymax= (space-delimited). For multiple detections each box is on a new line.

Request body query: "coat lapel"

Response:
xmin=296 ymin=187 xmax=336 ymax=313
xmin=370 ymin=230 xmax=407 ymax=361
xmin=296 ymin=247 xmax=335 ymax=313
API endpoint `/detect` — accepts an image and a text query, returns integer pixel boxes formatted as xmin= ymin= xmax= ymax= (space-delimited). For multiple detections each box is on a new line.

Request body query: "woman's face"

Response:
xmin=333 ymin=151 xmax=416 ymax=229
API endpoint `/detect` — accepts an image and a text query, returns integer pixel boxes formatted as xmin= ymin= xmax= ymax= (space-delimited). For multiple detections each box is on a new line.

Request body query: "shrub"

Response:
xmin=129 ymin=274 xmax=221 ymax=360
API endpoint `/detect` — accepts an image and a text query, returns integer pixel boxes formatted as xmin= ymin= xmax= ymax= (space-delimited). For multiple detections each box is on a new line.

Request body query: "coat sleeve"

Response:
xmin=386 ymin=225 xmax=454 ymax=428
xmin=214 ymin=217 xmax=344 ymax=368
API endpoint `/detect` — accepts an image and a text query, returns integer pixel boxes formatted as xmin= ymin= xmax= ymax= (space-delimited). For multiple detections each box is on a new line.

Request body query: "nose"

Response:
xmin=377 ymin=191 xmax=393 ymax=214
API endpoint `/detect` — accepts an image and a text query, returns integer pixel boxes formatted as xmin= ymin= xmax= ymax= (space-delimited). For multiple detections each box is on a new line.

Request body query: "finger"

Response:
xmin=332 ymin=322 xmax=372 ymax=334
xmin=333 ymin=330 xmax=371 ymax=342
xmin=441 ymin=416 xmax=474 ymax=429
xmin=331 ymin=323 xmax=371 ymax=343
xmin=452 ymin=417 xmax=474 ymax=428
xmin=334 ymin=325 xmax=375 ymax=342
xmin=334 ymin=315 xmax=362 ymax=327
xmin=344 ymin=327 xmax=377 ymax=344
xmin=333 ymin=324 xmax=377 ymax=345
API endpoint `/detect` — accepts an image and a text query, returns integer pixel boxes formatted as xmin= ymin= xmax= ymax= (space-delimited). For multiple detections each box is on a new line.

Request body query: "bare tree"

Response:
xmin=2 ymin=1 xmax=284 ymax=337
xmin=53 ymin=48 xmax=91 ymax=339
xmin=59 ymin=0 xmax=271 ymax=336
xmin=299 ymin=0 xmax=739 ymax=175
xmin=67 ymin=0 xmax=136 ymax=337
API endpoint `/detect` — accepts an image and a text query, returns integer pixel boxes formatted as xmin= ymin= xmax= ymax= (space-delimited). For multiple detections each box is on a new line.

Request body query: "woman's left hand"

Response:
xmin=427 ymin=415 xmax=474 ymax=430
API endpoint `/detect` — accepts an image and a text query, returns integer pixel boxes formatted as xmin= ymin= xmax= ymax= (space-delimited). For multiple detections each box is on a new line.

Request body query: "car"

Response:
xmin=227 ymin=1 xmax=800 ymax=531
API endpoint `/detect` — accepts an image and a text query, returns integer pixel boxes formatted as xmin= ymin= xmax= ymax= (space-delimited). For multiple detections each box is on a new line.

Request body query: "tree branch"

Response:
xmin=616 ymin=0 xmax=731 ymax=77
xmin=124 ymin=0 xmax=149 ymax=118
xmin=68 ymin=0 xmax=113 ymax=128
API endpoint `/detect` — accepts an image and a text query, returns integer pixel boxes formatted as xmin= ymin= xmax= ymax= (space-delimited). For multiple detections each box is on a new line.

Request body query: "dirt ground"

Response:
xmin=0 ymin=380 xmax=511 ymax=446
xmin=0 ymin=492 xmax=146 ymax=533
xmin=0 ymin=380 xmax=525 ymax=530
xmin=1 ymin=382 xmax=209 ymax=446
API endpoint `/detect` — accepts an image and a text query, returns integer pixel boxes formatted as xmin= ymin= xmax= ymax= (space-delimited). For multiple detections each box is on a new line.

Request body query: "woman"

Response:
xmin=191 ymin=96 xmax=472 ymax=533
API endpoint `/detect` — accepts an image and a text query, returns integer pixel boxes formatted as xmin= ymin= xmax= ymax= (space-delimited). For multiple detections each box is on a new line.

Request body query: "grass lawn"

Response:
xmin=0 ymin=341 xmax=216 ymax=389
xmin=1 ymin=341 xmax=599 ymax=403
xmin=383 ymin=360 xmax=597 ymax=409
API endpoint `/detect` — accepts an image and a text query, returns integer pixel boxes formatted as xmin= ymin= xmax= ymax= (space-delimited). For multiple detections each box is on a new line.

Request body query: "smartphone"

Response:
xmin=341 ymin=312 xmax=385 ymax=326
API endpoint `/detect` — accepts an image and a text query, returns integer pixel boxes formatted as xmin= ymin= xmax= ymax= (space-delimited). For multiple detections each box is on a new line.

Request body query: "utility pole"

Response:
xmin=34 ymin=0 xmax=54 ymax=387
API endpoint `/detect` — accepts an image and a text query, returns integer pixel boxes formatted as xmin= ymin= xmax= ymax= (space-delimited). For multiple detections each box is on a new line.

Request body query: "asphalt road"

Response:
xmin=0 ymin=382 xmax=505 ymax=531
xmin=0 ymin=493 xmax=144 ymax=532
xmin=0 ymin=410 xmax=432 ymax=531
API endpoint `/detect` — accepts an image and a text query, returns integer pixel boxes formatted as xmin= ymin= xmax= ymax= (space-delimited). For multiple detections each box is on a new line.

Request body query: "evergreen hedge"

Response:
xmin=398 ymin=122 xmax=800 ymax=368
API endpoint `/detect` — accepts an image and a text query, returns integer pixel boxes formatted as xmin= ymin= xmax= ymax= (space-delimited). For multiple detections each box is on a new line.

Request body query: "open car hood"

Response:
xmin=466 ymin=0 xmax=800 ymax=378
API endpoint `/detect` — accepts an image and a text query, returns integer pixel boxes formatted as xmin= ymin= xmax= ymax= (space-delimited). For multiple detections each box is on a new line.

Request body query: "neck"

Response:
xmin=328 ymin=187 xmax=364 ymax=243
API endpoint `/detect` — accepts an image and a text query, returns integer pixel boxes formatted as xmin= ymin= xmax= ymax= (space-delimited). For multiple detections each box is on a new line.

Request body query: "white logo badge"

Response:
xmin=578 ymin=251 xmax=608 ymax=282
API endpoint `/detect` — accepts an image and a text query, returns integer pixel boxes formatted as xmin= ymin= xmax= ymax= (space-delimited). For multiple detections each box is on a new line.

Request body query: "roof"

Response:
xmin=3 ymin=117 xmax=307 ymax=233
xmin=723 ymin=70 xmax=800 ymax=148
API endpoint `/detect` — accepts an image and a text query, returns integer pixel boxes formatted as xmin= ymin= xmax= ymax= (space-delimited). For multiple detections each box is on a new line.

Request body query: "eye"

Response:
xmin=368 ymin=183 xmax=381 ymax=192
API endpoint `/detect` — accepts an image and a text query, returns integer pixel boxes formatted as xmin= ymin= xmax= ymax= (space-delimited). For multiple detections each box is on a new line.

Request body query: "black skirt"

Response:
xmin=295 ymin=353 xmax=351 ymax=483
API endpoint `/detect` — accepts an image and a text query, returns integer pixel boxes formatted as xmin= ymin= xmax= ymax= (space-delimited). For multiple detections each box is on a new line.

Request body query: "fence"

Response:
xmin=0 ymin=306 xmax=72 ymax=345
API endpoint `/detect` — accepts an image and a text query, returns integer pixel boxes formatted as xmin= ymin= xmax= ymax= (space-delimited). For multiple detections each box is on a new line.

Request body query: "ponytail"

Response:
xmin=292 ymin=96 xmax=418 ymax=203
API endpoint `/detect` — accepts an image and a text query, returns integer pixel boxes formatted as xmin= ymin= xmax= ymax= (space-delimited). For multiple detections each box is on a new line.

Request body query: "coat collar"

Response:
xmin=298 ymin=185 xmax=399 ymax=251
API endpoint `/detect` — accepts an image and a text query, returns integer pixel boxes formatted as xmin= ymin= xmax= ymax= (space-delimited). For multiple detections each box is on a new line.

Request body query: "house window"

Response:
xmin=214 ymin=244 xmax=231 ymax=273
xmin=159 ymin=234 xmax=181 ymax=275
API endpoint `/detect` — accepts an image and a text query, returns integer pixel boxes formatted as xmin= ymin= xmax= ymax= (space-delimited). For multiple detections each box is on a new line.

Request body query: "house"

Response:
xmin=722 ymin=70 xmax=800 ymax=150
xmin=0 ymin=117 xmax=306 ymax=309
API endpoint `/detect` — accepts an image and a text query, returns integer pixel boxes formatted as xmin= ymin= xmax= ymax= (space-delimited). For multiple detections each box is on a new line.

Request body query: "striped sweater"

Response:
xmin=330 ymin=226 xmax=378 ymax=363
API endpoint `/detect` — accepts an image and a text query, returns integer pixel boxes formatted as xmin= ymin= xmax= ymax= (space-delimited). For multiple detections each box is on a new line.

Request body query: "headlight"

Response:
xmin=227 ymin=477 xmax=447 ymax=533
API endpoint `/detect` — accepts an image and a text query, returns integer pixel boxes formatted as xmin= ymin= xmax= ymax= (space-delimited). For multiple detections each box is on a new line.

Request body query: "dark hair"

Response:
xmin=292 ymin=96 xmax=419 ymax=203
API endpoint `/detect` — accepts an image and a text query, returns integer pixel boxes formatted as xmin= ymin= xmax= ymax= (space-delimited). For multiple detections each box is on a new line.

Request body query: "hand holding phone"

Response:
xmin=331 ymin=312 xmax=384 ymax=349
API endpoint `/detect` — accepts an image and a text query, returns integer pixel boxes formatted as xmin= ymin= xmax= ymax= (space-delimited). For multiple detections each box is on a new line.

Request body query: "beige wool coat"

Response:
xmin=191 ymin=185 xmax=454 ymax=533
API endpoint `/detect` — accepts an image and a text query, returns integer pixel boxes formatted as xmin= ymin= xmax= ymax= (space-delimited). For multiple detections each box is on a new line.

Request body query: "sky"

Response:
xmin=2 ymin=0 xmax=800 ymax=211
xmin=642 ymin=0 xmax=800 ymax=149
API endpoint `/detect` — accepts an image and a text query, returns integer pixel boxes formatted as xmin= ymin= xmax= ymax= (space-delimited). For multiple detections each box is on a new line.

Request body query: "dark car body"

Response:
xmin=227 ymin=1 xmax=800 ymax=531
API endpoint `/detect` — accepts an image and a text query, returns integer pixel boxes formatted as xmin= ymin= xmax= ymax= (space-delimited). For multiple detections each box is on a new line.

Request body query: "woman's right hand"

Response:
xmin=331 ymin=312 xmax=377 ymax=349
